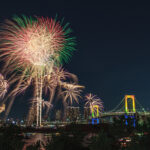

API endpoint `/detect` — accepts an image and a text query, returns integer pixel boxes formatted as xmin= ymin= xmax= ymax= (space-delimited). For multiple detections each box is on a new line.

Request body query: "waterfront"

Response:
xmin=1 ymin=118 xmax=150 ymax=150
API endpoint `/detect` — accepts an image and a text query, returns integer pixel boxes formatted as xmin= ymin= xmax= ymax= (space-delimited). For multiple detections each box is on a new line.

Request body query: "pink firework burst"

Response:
xmin=1 ymin=16 xmax=66 ymax=69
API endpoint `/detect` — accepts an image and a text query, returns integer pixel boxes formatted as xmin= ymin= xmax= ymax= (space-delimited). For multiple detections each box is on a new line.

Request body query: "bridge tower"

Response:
xmin=125 ymin=95 xmax=136 ymax=113
xmin=92 ymin=105 xmax=99 ymax=118
xmin=91 ymin=105 xmax=100 ymax=124
xmin=124 ymin=95 xmax=136 ymax=127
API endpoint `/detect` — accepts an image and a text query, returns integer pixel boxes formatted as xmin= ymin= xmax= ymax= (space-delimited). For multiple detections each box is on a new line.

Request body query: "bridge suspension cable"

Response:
xmin=106 ymin=96 xmax=147 ymax=113
xmin=135 ymin=98 xmax=147 ymax=112
xmin=107 ymin=97 xmax=125 ymax=113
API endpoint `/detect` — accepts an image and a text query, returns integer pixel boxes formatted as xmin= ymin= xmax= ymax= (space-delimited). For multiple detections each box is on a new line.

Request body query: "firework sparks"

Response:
xmin=27 ymin=98 xmax=53 ymax=125
xmin=31 ymin=98 xmax=52 ymax=109
xmin=0 ymin=74 xmax=8 ymax=98
xmin=85 ymin=93 xmax=104 ymax=116
xmin=43 ymin=66 xmax=82 ymax=116
xmin=61 ymin=83 xmax=84 ymax=104
xmin=0 ymin=15 xmax=76 ymax=126
xmin=0 ymin=16 xmax=75 ymax=70
xmin=60 ymin=83 xmax=84 ymax=121
xmin=43 ymin=66 xmax=79 ymax=102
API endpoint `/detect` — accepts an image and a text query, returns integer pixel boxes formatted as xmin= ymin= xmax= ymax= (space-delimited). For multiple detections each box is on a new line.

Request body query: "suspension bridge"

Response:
xmin=101 ymin=95 xmax=150 ymax=117
xmin=1 ymin=94 xmax=150 ymax=126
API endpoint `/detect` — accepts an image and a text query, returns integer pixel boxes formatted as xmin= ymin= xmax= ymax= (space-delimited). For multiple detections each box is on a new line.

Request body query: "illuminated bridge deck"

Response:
xmin=101 ymin=112 xmax=150 ymax=117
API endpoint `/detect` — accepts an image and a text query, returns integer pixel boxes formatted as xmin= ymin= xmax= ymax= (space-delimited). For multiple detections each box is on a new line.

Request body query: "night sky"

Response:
xmin=1 ymin=1 xmax=150 ymax=118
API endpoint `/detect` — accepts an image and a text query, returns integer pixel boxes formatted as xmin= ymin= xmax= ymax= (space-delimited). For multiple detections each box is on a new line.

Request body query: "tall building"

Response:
xmin=84 ymin=107 xmax=91 ymax=120
xmin=55 ymin=110 xmax=62 ymax=121
xmin=66 ymin=106 xmax=80 ymax=122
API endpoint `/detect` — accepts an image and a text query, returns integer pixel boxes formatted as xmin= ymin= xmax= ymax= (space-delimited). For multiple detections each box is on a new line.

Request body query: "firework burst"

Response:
xmin=0 ymin=15 xmax=76 ymax=126
xmin=0 ymin=15 xmax=75 ymax=71
xmin=85 ymin=93 xmax=104 ymax=116
xmin=61 ymin=83 xmax=83 ymax=104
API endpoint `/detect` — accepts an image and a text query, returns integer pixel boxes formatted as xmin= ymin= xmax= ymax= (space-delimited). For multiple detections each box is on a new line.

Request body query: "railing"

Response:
xmin=101 ymin=111 xmax=150 ymax=117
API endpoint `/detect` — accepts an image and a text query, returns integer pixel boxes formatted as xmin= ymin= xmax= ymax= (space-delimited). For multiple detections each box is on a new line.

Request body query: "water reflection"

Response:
xmin=22 ymin=133 xmax=51 ymax=150
xmin=22 ymin=132 xmax=97 ymax=150
xmin=83 ymin=133 xmax=97 ymax=147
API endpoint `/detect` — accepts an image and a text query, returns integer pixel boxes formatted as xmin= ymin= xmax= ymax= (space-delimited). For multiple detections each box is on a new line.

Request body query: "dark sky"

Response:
xmin=1 ymin=1 xmax=150 ymax=118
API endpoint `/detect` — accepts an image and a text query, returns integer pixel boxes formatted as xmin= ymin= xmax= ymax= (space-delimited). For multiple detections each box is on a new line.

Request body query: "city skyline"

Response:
xmin=0 ymin=2 xmax=150 ymax=119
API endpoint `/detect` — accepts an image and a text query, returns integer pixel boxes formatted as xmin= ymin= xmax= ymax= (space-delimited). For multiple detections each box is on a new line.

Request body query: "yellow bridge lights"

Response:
xmin=91 ymin=105 xmax=99 ymax=118
xmin=125 ymin=95 xmax=136 ymax=113
xmin=91 ymin=105 xmax=100 ymax=124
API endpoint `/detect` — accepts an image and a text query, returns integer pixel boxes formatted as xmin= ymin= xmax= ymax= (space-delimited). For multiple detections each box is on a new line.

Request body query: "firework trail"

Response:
xmin=44 ymin=66 xmax=80 ymax=104
xmin=42 ymin=66 xmax=84 ymax=120
xmin=26 ymin=66 xmax=84 ymax=125
xmin=60 ymin=83 xmax=84 ymax=121
xmin=60 ymin=83 xmax=83 ymax=104
xmin=27 ymin=98 xmax=52 ymax=125
xmin=0 ymin=74 xmax=8 ymax=98
xmin=0 ymin=15 xmax=76 ymax=126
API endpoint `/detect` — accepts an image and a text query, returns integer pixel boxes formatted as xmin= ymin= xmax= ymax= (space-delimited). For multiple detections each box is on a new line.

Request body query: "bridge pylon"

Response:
xmin=101 ymin=94 xmax=148 ymax=118
xmin=125 ymin=95 xmax=136 ymax=114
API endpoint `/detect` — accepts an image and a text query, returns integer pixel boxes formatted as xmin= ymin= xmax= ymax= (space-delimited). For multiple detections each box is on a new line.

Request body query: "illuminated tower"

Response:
xmin=91 ymin=105 xmax=100 ymax=124
xmin=91 ymin=105 xmax=99 ymax=118
xmin=125 ymin=95 xmax=136 ymax=113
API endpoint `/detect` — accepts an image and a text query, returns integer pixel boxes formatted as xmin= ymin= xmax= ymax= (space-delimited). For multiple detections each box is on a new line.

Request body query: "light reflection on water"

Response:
xmin=22 ymin=132 xmax=52 ymax=150
xmin=22 ymin=132 xmax=96 ymax=150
